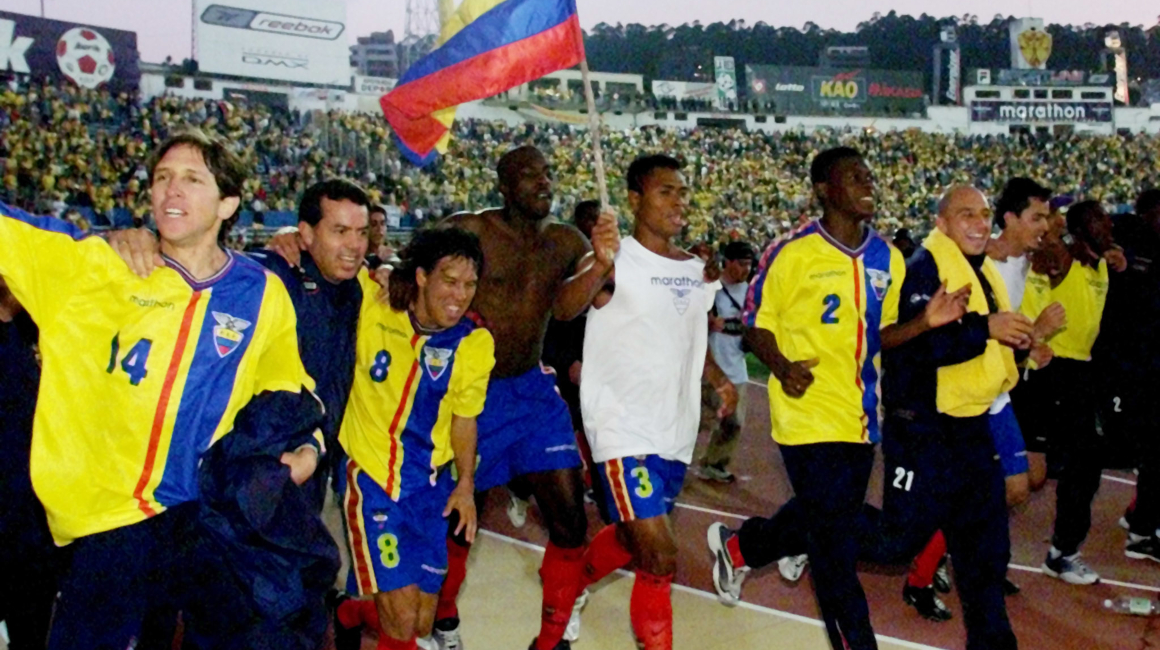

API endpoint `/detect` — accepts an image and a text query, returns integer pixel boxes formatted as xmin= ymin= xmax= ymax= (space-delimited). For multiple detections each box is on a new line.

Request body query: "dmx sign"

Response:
xmin=195 ymin=0 xmax=350 ymax=85
xmin=971 ymin=101 xmax=1114 ymax=123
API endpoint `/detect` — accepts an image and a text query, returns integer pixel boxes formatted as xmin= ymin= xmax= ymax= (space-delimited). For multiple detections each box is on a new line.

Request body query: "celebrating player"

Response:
xmin=0 ymin=129 xmax=327 ymax=649
xmin=333 ymin=228 xmax=494 ymax=650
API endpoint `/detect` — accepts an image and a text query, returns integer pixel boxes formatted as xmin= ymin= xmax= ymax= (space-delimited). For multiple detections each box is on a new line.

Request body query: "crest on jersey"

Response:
xmin=212 ymin=311 xmax=251 ymax=358
xmin=423 ymin=346 xmax=453 ymax=381
xmin=866 ymin=269 xmax=891 ymax=301
xmin=671 ymin=288 xmax=692 ymax=315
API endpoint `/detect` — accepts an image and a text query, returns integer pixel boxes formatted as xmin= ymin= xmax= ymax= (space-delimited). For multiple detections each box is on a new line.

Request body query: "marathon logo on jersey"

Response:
xmin=671 ymin=288 xmax=693 ymax=315
xmin=866 ymin=268 xmax=891 ymax=301
xmin=212 ymin=311 xmax=251 ymax=358
xmin=423 ymin=346 xmax=453 ymax=381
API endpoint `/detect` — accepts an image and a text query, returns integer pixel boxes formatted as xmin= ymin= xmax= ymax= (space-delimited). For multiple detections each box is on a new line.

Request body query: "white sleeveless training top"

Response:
xmin=580 ymin=236 xmax=714 ymax=464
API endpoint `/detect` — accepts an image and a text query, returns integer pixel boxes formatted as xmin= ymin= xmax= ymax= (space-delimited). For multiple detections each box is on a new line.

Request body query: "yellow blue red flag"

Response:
xmin=382 ymin=0 xmax=584 ymax=164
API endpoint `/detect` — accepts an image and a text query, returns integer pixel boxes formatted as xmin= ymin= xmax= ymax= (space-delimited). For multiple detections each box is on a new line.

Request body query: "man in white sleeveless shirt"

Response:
xmin=567 ymin=155 xmax=737 ymax=650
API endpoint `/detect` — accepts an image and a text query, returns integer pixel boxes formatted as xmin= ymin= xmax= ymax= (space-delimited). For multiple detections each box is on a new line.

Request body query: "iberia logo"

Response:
xmin=212 ymin=311 xmax=251 ymax=358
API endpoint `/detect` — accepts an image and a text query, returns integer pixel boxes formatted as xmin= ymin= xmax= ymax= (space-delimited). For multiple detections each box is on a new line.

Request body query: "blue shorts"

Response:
xmin=474 ymin=365 xmax=582 ymax=491
xmin=337 ymin=459 xmax=452 ymax=595
xmin=595 ymin=455 xmax=687 ymax=523
xmin=989 ymin=404 xmax=1029 ymax=478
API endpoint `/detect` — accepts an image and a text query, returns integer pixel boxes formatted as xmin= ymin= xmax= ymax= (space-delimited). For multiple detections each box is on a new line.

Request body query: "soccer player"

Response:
xmin=1103 ymin=190 xmax=1160 ymax=560
xmin=564 ymin=155 xmax=736 ymax=650
xmin=0 ymin=129 xmax=326 ymax=649
xmin=1015 ymin=201 xmax=1112 ymax=585
xmin=695 ymin=240 xmax=755 ymax=484
xmin=706 ymin=148 xmax=966 ymax=650
xmin=333 ymin=228 xmax=494 ymax=650
xmin=367 ymin=203 xmax=392 ymax=269
xmin=434 ymin=145 xmax=620 ymax=650
xmin=0 ymin=278 xmax=55 ymax=650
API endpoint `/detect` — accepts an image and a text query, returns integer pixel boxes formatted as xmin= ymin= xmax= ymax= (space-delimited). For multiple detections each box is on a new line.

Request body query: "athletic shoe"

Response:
xmin=527 ymin=639 xmax=570 ymax=650
xmin=777 ymin=554 xmax=808 ymax=582
xmin=1119 ymin=516 xmax=1132 ymax=530
xmin=696 ymin=463 xmax=736 ymax=484
xmin=1002 ymin=577 xmax=1021 ymax=596
xmin=563 ymin=587 xmax=590 ymax=642
xmin=707 ymin=522 xmax=749 ymax=605
xmin=326 ymin=589 xmax=363 ymax=650
xmin=1042 ymin=550 xmax=1100 ymax=585
xmin=1125 ymin=536 xmax=1160 ymax=564
xmin=933 ymin=556 xmax=952 ymax=594
xmin=902 ymin=584 xmax=953 ymax=622
xmin=507 ymin=490 xmax=530 ymax=528
xmin=418 ymin=637 xmax=439 ymax=650
xmin=433 ymin=617 xmax=463 ymax=650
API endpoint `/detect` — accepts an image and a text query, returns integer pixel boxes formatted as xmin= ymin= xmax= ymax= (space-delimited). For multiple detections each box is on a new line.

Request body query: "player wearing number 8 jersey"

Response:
xmin=334 ymin=229 xmax=494 ymax=650
xmin=0 ymin=130 xmax=327 ymax=650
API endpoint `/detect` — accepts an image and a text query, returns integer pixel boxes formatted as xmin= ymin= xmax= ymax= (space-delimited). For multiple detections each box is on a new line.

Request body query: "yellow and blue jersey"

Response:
xmin=338 ymin=273 xmax=495 ymax=501
xmin=745 ymin=221 xmax=904 ymax=446
xmin=0 ymin=202 xmax=319 ymax=545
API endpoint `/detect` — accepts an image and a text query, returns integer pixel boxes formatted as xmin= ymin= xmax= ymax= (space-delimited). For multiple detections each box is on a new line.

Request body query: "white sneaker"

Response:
xmin=707 ymin=522 xmax=750 ymax=605
xmin=1042 ymin=549 xmax=1100 ymax=585
xmin=433 ymin=617 xmax=463 ymax=650
xmin=418 ymin=636 xmax=439 ymax=650
xmin=778 ymin=554 xmax=808 ymax=582
xmin=563 ymin=587 xmax=590 ymax=642
xmin=507 ymin=490 xmax=530 ymax=528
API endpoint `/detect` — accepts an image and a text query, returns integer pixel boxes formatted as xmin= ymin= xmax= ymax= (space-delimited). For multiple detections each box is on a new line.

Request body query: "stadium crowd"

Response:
xmin=2 ymin=79 xmax=1159 ymax=251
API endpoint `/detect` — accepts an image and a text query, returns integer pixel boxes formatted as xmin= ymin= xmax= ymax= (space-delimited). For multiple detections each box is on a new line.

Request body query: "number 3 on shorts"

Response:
xmin=377 ymin=533 xmax=400 ymax=569
xmin=631 ymin=466 xmax=654 ymax=498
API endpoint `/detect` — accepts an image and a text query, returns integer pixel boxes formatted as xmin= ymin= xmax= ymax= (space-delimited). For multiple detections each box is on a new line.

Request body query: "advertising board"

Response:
xmin=747 ymin=65 xmax=924 ymax=115
xmin=970 ymin=100 xmax=1114 ymax=123
xmin=0 ymin=11 xmax=139 ymax=90
xmin=195 ymin=0 xmax=350 ymax=86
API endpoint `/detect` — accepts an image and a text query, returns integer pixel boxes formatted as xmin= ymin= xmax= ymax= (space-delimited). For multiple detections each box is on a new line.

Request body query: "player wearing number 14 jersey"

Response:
xmin=334 ymin=229 xmax=494 ymax=650
xmin=0 ymin=131 xmax=325 ymax=650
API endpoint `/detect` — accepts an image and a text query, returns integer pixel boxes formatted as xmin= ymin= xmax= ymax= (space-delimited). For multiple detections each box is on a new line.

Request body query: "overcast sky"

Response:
xmin=0 ymin=0 xmax=1153 ymax=64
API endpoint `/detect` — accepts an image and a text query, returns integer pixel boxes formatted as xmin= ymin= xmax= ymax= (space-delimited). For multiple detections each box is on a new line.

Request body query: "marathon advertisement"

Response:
xmin=746 ymin=65 xmax=924 ymax=116
xmin=195 ymin=0 xmax=350 ymax=86
xmin=970 ymin=100 xmax=1114 ymax=123
xmin=0 ymin=11 xmax=139 ymax=90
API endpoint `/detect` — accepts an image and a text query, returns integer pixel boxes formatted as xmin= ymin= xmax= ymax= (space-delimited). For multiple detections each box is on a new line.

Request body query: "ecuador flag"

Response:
xmin=382 ymin=0 xmax=584 ymax=164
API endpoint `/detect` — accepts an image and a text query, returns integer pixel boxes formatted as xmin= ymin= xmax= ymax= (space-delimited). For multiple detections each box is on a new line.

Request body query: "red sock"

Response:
xmin=580 ymin=524 xmax=633 ymax=588
xmin=376 ymin=634 xmax=417 ymax=650
xmin=436 ymin=537 xmax=471 ymax=621
xmin=337 ymin=598 xmax=384 ymax=634
xmin=534 ymin=542 xmax=586 ymax=650
xmin=726 ymin=533 xmax=747 ymax=569
xmin=630 ymin=570 xmax=673 ymax=650
xmin=907 ymin=530 xmax=947 ymax=588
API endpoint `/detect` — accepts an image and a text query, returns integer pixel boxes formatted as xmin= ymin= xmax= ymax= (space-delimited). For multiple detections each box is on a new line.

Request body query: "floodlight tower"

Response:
xmin=400 ymin=0 xmax=443 ymax=74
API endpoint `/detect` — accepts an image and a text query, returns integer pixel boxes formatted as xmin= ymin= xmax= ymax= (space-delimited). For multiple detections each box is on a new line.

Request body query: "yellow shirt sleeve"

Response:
xmin=881 ymin=247 xmax=906 ymax=328
xmin=753 ymin=252 xmax=788 ymax=333
xmin=0 ymin=204 xmax=114 ymax=321
xmin=252 ymin=274 xmax=316 ymax=395
xmin=1020 ymin=272 xmax=1052 ymax=323
xmin=449 ymin=328 xmax=495 ymax=418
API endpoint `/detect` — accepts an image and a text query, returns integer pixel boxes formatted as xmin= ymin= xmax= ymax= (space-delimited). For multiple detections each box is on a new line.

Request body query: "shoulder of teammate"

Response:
xmin=439 ymin=209 xmax=490 ymax=234
xmin=0 ymin=200 xmax=118 ymax=318
xmin=744 ymin=225 xmax=817 ymax=327
xmin=448 ymin=322 xmax=496 ymax=417
xmin=247 ymin=260 xmax=316 ymax=394
xmin=247 ymin=248 xmax=300 ymax=291
xmin=898 ymin=247 xmax=941 ymax=319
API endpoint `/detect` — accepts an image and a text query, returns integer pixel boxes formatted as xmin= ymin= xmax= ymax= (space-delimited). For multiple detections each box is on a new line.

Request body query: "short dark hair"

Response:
xmin=1065 ymin=200 xmax=1104 ymax=236
xmin=1136 ymin=189 xmax=1160 ymax=216
xmin=721 ymin=241 xmax=755 ymax=261
xmin=574 ymin=200 xmax=600 ymax=224
xmin=298 ymin=178 xmax=371 ymax=227
xmin=370 ymin=203 xmax=388 ymax=217
xmin=388 ymin=228 xmax=484 ymax=312
xmin=994 ymin=177 xmax=1052 ymax=230
xmin=148 ymin=128 xmax=247 ymax=244
xmin=497 ymin=145 xmax=544 ymax=188
xmin=627 ymin=155 xmax=682 ymax=194
xmin=809 ymin=147 xmax=862 ymax=185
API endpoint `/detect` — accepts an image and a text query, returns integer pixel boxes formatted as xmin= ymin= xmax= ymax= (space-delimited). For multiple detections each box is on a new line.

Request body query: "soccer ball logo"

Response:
xmin=56 ymin=27 xmax=116 ymax=89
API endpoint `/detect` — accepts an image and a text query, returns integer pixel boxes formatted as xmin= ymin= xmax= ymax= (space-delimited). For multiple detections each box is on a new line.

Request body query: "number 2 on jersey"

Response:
xmin=821 ymin=294 xmax=841 ymax=324
xmin=106 ymin=333 xmax=153 ymax=386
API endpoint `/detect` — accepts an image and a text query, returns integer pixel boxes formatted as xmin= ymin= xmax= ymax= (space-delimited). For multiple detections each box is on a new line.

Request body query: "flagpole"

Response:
xmin=579 ymin=57 xmax=610 ymax=212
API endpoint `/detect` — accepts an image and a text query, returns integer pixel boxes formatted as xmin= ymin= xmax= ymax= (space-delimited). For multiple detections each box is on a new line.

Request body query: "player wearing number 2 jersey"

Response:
xmin=334 ymin=229 xmax=494 ymax=650
xmin=0 ymin=130 xmax=326 ymax=650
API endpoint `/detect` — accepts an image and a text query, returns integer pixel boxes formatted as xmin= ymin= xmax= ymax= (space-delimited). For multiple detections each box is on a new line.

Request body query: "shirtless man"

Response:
xmin=433 ymin=145 xmax=620 ymax=650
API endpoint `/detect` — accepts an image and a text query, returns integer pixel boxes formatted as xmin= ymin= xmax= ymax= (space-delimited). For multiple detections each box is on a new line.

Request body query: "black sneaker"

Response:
xmin=528 ymin=639 xmax=571 ymax=650
xmin=902 ymin=584 xmax=953 ymax=622
xmin=1002 ymin=577 xmax=1021 ymax=596
xmin=1126 ymin=536 xmax=1160 ymax=564
xmin=932 ymin=556 xmax=952 ymax=594
xmin=327 ymin=589 xmax=363 ymax=650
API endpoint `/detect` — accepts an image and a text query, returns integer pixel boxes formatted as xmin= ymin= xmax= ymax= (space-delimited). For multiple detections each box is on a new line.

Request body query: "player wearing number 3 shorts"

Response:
xmin=569 ymin=155 xmax=737 ymax=650
xmin=333 ymin=229 xmax=495 ymax=650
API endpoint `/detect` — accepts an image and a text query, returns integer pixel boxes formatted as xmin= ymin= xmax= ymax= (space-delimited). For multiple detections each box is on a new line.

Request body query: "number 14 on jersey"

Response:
xmin=107 ymin=333 xmax=153 ymax=386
